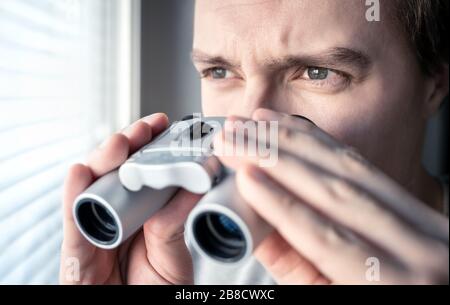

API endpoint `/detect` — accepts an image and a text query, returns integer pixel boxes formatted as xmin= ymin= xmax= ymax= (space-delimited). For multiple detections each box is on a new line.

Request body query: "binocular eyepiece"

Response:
xmin=73 ymin=171 xmax=178 ymax=249
xmin=73 ymin=172 xmax=272 ymax=264
xmin=187 ymin=175 xmax=273 ymax=263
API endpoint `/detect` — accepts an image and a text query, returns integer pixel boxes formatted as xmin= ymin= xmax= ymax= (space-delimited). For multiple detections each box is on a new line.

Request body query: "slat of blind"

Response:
xmin=0 ymin=97 xmax=76 ymax=108
xmin=0 ymin=208 xmax=61 ymax=273
xmin=0 ymin=0 xmax=81 ymax=37
xmin=0 ymin=159 xmax=75 ymax=220
xmin=0 ymin=118 xmax=90 ymax=160
xmin=0 ymin=42 xmax=72 ymax=76
xmin=0 ymin=11 xmax=76 ymax=45
xmin=0 ymin=217 xmax=62 ymax=283
xmin=0 ymin=0 xmax=105 ymax=50
xmin=0 ymin=48 xmax=104 ymax=79
xmin=0 ymin=19 xmax=79 ymax=60
xmin=0 ymin=52 xmax=67 ymax=79
xmin=2 ymin=234 xmax=62 ymax=284
xmin=28 ymin=253 xmax=60 ymax=285
xmin=20 ymin=0 xmax=107 ymax=35
xmin=0 ymin=70 xmax=106 ymax=99
xmin=0 ymin=105 xmax=81 ymax=131
xmin=0 ymin=23 xmax=106 ymax=74
xmin=20 ymin=0 xmax=82 ymax=19
xmin=0 ymin=75 xmax=80 ymax=98
xmin=0 ymin=134 xmax=90 ymax=190
xmin=0 ymin=188 xmax=61 ymax=250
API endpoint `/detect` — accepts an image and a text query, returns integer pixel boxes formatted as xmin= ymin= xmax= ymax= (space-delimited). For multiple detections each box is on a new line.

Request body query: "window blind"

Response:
xmin=0 ymin=0 xmax=128 ymax=284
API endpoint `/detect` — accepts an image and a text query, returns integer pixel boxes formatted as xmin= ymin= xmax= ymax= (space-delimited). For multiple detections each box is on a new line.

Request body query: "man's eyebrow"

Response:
xmin=191 ymin=50 xmax=239 ymax=68
xmin=268 ymin=48 xmax=372 ymax=72
xmin=191 ymin=47 xmax=372 ymax=72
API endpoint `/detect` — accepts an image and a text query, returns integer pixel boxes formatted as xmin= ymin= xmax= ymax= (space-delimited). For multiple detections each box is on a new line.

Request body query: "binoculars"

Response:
xmin=73 ymin=116 xmax=272 ymax=264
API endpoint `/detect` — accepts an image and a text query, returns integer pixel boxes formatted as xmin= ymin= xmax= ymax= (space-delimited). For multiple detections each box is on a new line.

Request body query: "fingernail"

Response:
xmin=141 ymin=113 xmax=163 ymax=124
xmin=121 ymin=113 xmax=162 ymax=135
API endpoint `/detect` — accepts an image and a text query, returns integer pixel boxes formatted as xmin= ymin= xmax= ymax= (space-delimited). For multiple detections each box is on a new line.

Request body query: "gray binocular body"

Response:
xmin=73 ymin=116 xmax=272 ymax=264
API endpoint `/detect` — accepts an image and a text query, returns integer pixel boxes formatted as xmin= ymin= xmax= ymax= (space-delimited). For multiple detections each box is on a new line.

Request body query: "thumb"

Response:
xmin=255 ymin=231 xmax=330 ymax=285
xmin=142 ymin=189 xmax=202 ymax=284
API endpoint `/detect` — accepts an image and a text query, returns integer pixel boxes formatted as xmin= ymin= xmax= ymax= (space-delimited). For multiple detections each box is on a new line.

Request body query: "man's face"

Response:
xmin=192 ymin=0 xmax=430 ymax=184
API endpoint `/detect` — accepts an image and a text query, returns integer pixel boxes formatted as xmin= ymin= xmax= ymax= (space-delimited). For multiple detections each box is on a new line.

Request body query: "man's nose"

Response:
xmin=228 ymin=76 xmax=276 ymax=117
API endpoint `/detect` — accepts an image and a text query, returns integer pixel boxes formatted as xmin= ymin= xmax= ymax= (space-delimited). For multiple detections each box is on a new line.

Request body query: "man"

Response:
xmin=60 ymin=0 xmax=449 ymax=284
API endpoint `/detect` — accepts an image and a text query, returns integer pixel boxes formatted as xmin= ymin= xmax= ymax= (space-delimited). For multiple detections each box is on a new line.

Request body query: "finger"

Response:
xmin=145 ymin=189 xmax=202 ymax=241
xmin=140 ymin=112 xmax=170 ymax=136
xmin=221 ymin=112 xmax=449 ymax=244
xmin=215 ymin=111 xmax=331 ymax=170
xmin=122 ymin=121 xmax=152 ymax=154
xmin=214 ymin=113 xmax=324 ymax=170
xmin=86 ymin=113 xmax=170 ymax=178
xmin=255 ymin=109 xmax=449 ymax=242
xmin=126 ymin=232 xmax=174 ymax=284
xmin=86 ymin=133 xmax=130 ymax=178
xmin=237 ymin=164 xmax=403 ymax=283
xmin=213 ymin=115 xmax=259 ymax=170
xmin=62 ymin=163 xmax=95 ymax=250
xmin=141 ymin=189 xmax=201 ymax=284
xmin=227 ymin=132 xmax=436 ymax=262
xmin=255 ymin=231 xmax=329 ymax=284
xmin=122 ymin=113 xmax=170 ymax=153
xmin=253 ymin=108 xmax=341 ymax=148
xmin=253 ymin=109 xmax=385 ymax=181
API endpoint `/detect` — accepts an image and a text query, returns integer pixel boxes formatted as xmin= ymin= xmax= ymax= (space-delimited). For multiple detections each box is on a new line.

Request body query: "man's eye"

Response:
xmin=202 ymin=67 xmax=236 ymax=80
xmin=306 ymin=67 xmax=329 ymax=80
xmin=294 ymin=66 xmax=351 ymax=92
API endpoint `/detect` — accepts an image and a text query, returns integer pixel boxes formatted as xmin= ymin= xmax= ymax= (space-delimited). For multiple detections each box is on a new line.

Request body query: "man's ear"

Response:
xmin=423 ymin=63 xmax=449 ymax=118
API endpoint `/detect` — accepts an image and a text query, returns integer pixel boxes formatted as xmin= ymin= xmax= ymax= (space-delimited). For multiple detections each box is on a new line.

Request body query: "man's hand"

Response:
xmin=214 ymin=108 xmax=449 ymax=284
xmin=60 ymin=113 xmax=200 ymax=284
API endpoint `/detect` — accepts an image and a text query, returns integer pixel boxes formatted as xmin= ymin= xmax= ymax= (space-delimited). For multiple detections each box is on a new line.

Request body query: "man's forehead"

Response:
xmin=195 ymin=0 xmax=367 ymax=28
xmin=194 ymin=0 xmax=382 ymax=62
xmin=196 ymin=0 xmax=325 ymax=32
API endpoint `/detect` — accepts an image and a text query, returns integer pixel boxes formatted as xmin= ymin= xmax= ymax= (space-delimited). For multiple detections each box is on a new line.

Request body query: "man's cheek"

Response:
xmin=323 ymin=112 xmax=375 ymax=147
xmin=311 ymin=94 xmax=389 ymax=151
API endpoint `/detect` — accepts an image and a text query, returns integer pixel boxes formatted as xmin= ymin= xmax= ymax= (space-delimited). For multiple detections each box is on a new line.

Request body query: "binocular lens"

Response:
xmin=193 ymin=212 xmax=246 ymax=262
xmin=76 ymin=199 xmax=119 ymax=245
xmin=217 ymin=214 xmax=241 ymax=237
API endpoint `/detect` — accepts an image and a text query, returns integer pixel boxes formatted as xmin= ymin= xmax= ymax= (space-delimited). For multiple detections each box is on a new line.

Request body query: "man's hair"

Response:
xmin=392 ymin=0 xmax=449 ymax=75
